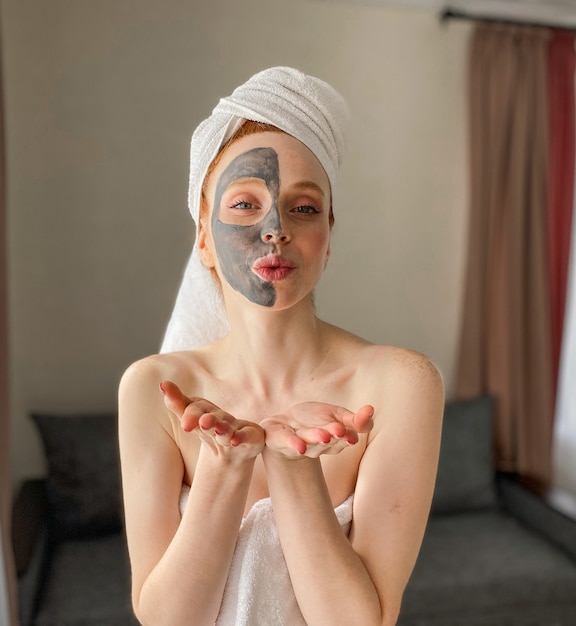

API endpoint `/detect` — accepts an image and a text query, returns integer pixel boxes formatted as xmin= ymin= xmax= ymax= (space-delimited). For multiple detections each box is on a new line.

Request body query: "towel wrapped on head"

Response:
xmin=161 ymin=66 xmax=349 ymax=353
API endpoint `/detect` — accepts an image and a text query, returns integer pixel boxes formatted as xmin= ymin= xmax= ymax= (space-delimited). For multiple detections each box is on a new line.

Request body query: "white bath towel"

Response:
xmin=160 ymin=66 xmax=348 ymax=353
xmin=179 ymin=485 xmax=354 ymax=626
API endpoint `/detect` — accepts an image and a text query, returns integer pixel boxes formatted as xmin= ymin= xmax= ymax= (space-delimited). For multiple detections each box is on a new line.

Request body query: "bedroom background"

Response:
xmin=1 ymin=0 xmax=576 ymax=623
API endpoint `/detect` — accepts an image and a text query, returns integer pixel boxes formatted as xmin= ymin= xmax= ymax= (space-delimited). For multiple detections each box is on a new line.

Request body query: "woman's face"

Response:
xmin=200 ymin=131 xmax=332 ymax=310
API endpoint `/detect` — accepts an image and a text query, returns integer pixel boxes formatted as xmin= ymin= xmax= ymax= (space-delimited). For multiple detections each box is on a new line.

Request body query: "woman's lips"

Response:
xmin=252 ymin=255 xmax=296 ymax=282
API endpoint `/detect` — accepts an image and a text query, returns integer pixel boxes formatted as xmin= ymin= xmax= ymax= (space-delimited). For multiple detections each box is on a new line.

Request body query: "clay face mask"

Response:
xmin=211 ymin=146 xmax=283 ymax=306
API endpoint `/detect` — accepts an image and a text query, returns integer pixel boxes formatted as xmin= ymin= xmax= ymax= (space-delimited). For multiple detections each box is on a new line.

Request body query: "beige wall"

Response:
xmin=2 ymin=0 xmax=472 ymax=487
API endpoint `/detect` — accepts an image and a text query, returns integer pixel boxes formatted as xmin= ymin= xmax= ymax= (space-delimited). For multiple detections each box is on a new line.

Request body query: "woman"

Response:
xmin=119 ymin=67 xmax=444 ymax=626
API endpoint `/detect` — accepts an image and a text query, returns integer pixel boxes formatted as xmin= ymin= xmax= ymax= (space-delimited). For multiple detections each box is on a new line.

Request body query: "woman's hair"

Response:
xmin=199 ymin=120 xmax=335 ymax=229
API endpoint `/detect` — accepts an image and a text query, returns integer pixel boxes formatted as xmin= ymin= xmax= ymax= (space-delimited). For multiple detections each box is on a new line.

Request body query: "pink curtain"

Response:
xmin=456 ymin=23 xmax=555 ymax=488
xmin=547 ymin=30 xmax=576 ymax=401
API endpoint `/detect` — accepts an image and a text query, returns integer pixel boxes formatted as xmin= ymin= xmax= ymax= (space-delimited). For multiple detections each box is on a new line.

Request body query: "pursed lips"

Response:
xmin=252 ymin=255 xmax=296 ymax=282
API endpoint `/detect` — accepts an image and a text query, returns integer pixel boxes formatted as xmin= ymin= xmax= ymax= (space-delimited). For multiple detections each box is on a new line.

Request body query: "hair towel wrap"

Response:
xmin=160 ymin=66 xmax=348 ymax=352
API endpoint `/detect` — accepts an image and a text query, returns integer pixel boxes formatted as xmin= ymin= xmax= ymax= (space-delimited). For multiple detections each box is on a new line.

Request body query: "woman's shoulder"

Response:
xmin=321 ymin=324 xmax=444 ymax=419
xmin=119 ymin=349 xmax=209 ymax=398
xmin=324 ymin=322 xmax=443 ymax=387
xmin=341 ymin=342 xmax=445 ymax=448
xmin=363 ymin=343 xmax=443 ymax=396
xmin=363 ymin=344 xmax=442 ymax=382
xmin=118 ymin=350 xmax=212 ymax=441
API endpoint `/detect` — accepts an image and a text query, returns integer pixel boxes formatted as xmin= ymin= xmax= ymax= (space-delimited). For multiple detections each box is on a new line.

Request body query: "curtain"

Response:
xmin=0 ymin=15 xmax=18 ymax=625
xmin=553 ymin=184 xmax=576 ymax=495
xmin=456 ymin=23 xmax=555 ymax=488
xmin=552 ymin=30 xmax=576 ymax=497
xmin=547 ymin=31 xmax=576 ymax=399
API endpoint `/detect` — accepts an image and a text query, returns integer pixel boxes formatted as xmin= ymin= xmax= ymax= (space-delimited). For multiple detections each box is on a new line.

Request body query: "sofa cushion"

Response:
xmin=31 ymin=412 xmax=122 ymax=539
xmin=32 ymin=532 xmax=139 ymax=626
xmin=431 ymin=395 xmax=496 ymax=514
xmin=399 ymin=510 xmax=576 ymax=625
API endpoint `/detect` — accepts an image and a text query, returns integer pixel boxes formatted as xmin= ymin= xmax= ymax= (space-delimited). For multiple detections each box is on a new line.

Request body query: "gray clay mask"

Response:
xmin=211 ymin=146 xmax=283 ymax=306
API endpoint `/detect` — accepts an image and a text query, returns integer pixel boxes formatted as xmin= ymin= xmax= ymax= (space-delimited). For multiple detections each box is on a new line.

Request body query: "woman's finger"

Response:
xmin=352 ymin=405 xmax=375 ymax=432
xmin=264 ymin=422 xmax=307 ymax=455
xmin=230 ymin=424 xmax=265 ymax=447
xmin=159 ymin=380 xmax=190 ymax=414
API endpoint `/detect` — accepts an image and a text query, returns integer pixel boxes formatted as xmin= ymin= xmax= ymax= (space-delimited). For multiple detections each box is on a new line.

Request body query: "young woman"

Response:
xmin=119 ymin=67 xmax=444 ymax=626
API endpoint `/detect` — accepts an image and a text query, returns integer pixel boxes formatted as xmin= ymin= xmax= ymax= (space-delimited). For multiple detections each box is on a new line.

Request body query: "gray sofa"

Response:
xmin=13 ymin=412 xmax=138 ymax=626
xmin=12 ymin=397 xmax=576 ymax=625
xmin=398 ymin=396 xmax=576 ymax=625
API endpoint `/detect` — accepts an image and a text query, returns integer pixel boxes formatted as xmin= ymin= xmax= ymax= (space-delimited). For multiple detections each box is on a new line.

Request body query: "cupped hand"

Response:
xmin=260 ymin=402 xmax=374 ymax=458
xmin=160 ymin=381 xmax=265 ymax=460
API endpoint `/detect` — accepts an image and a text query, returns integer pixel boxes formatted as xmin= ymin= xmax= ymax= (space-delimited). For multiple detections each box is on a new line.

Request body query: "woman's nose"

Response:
xmin=262 ymin=229 xmax=289 ymax=243
xmin=261 ymin=208 xmax=290 ymax=243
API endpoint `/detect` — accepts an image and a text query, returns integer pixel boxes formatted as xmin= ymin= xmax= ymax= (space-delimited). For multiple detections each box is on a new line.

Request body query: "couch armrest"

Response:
xmin=12 ymin=479 xmax=49 ymax=626
xmin=497 ymin=472 xmax=576 ymax=563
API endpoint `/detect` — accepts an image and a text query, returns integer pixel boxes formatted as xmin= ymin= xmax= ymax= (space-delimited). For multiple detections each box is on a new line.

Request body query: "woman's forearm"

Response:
xmin=135 ymin=449 xmax=255 ymax=626
xmin=263 ymin=451 xmax=386 ymax=626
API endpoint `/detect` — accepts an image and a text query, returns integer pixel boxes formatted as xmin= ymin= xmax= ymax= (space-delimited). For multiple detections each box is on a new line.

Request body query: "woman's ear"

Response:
xmin=197 ymin=222 xmax=215 ymax=268
xmin=324 ymin=244 xmax=331 ymax=269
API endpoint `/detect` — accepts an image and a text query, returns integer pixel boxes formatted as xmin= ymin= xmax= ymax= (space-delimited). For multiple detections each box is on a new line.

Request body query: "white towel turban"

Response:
xmin=160 ymin=66 xmax=349 ymax=353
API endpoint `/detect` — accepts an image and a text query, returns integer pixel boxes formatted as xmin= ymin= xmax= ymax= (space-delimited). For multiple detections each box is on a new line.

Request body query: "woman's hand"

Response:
xmin=160 ymin=380 xmax=265 ymax=460
xmin=261 ymin=402 xmax=374 ymax=458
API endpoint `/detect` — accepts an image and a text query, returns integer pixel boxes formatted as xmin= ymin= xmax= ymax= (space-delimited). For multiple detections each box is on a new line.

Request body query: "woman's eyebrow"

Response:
xmin=290 ymin=180 xmax=326 ymax=197
xmin=225 ymin=177 xmax=269 ymax=190
xmin=223 ymin=177 xmax=325 ymax=197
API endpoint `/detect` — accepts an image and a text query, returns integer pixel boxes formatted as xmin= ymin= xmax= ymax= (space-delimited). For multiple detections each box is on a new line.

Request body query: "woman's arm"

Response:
xmin=262 ymin=349 xmax=444 ymax=626
xmin=118 ymin=359 xmax=264 ymax=626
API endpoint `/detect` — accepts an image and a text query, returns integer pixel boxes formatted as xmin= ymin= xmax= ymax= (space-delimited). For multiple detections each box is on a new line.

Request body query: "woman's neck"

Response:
xmin=213 ymin=300 xmax=331 ymax=401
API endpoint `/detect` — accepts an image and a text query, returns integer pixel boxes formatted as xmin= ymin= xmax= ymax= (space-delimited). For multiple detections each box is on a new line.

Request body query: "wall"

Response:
xmin=1 ymin=0 xmax=472 ymax=487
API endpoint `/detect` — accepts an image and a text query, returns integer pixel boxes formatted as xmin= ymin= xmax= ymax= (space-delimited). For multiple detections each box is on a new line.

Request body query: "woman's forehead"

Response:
xmin=208 ymin=131 xmax=329 ymax=192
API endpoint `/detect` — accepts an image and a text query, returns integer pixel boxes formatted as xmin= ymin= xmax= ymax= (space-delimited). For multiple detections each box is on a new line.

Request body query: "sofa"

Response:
xmin=13 ymin=412 xmax=138 ymax=626
xmin=12 ymin=397 xmax=576 ymax=625
xmin=398 ymin=396 xmax=576 ymax=625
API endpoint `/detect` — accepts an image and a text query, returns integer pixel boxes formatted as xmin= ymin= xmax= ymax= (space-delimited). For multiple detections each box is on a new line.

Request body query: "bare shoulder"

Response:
xmin=370 ymin=345 xmax=443 ymax=390
xmin=320 ymin=322 xmax=444 ymax=411
xmin=119 ymin=351 xmax=202 ymax=399
xmin=119 ymin=354 xmax=162 ymax=394
xmin=353 ymin=343 xmax=445 ymax=434
xmin=325 ymin=321 xmax=443 ymax=389
xmin=118 ymin=350 xmax=208 ymax=440
xmin=119 ymin=354 xmax=174 ymax=435
xmin=346 ymin=339 xmax=442 ymax=386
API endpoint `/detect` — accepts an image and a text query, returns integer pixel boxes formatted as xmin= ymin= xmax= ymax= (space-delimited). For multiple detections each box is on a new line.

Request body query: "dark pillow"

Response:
xmin=31 ymin=412 xmax=122 ymax=539
xmin=431 ymin=395 xmax=496 ymax=514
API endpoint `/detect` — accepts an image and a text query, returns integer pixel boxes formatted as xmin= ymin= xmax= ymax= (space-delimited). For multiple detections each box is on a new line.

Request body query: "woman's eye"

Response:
xmin=293 ymin=205 xmax=320 ymax=214
xmin=230 ymin=200 xmax=256 ymax=210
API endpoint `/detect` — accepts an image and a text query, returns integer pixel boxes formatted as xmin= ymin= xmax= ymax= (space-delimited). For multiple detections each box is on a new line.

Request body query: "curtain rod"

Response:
xmin=440 ymin=7 xmax=576 ymax=32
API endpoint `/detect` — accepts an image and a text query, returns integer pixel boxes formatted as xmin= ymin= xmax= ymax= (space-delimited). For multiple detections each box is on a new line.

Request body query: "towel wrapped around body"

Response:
xmin=179 ymin=485 xmax=354 ymax=626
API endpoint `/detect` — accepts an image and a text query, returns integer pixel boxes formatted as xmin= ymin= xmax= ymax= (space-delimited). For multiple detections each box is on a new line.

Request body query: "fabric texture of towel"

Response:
xmin=160 ymin=66 xmax=349 ymax=353
xmin=179 ymin=485 xmax=354 ymax=626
